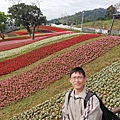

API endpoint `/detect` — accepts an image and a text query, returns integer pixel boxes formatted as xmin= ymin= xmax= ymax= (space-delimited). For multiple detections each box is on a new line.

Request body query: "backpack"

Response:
xmin=67 ymin=90 xmax=120 ymax=120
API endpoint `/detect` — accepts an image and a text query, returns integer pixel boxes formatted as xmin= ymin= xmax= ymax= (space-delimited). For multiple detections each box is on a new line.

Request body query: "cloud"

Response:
xmin=0 ymin=0 xmax=119 ymax=20
xmin=40 ymin=0 xmax=120 ymax=20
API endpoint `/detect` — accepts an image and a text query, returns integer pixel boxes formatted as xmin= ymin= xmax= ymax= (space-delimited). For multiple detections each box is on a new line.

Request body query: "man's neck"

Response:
xmin=74 ymin=87 xmax=84 ymax=95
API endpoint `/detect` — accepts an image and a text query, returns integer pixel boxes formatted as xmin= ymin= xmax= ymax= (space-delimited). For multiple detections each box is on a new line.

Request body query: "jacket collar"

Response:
xmin=70 ymin=86 xmax=87 ymax=99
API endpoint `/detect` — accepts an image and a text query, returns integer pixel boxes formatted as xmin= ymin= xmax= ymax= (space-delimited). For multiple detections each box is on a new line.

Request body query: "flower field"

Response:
xmin=0 ymin=33 xmax=77 ymax=60
xmin=10 ymin=61 xmax=120 ymax=120
xmin=0 ymin=35 xmax=120 ymax=110
xmin=0 ymin=31 xmax=72 ymax=51
xmin=3 ymin=26 xmax=68 ymax=38
xmin=0 ymin=25 xmax=120 ymax=120
xmin=0 ymin=34 xmax=100 ymax=75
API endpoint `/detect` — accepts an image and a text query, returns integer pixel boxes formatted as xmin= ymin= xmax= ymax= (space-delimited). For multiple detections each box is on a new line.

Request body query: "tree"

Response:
xmin=105 ymin=5 xmax=117 ymax=19
xmin=0 ymin=12 xmax=7 ymax=40
xmin=6 ymin=0 xmax=21 ymax=4
xmin=114 ymin=2 xmax=120 ymax=11
xmin=8 ymin=3 xmax=46 ymax=39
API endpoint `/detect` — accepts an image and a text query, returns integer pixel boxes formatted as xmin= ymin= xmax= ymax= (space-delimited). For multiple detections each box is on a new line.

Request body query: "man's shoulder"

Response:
xmin=85 ymin=91 xmax=100 ymax=102
xmin=65 ymin=89 xmax=73 ymax=97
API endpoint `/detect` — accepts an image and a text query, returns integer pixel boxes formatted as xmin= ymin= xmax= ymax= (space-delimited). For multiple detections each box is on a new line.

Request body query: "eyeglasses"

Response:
xmin=71 ymin=76 xmax=85 ymax=81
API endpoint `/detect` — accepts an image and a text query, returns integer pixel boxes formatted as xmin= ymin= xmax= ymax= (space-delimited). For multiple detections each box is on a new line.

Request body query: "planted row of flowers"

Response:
xmin=38 ymin=25 xmax=68 ymax=32
xmin=0 ymin=34 xmax=100 ymax=75
xmin=0 ymin=31 xmax=73 ymax=52
xmin=0 ymin=35 xmax=120 ymax=109
xmin=0 ymin=31 xmax=72 ymax=46
xmin=0 ymin=33 xmax=78 ymax=60
xmin=3 ymin=32 xmax=53 ymax=42
xmin=10 ymin=60 xmax=120 ymax=120
xmin=3 ymin=26 xmax=69 ymax=40
xmin=5 ymin=31 xmax=71 ymax=42
xmin=9 ymin=29 xmax=52 ymax=36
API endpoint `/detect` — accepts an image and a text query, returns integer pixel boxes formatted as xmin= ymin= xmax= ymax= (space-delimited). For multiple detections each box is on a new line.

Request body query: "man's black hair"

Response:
xmin=70 ymin=67 xmax=86 ymax=78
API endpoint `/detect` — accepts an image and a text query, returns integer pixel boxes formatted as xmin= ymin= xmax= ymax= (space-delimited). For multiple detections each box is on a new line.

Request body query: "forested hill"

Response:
xmin=49 ymin=8 xmax=106 ymax=24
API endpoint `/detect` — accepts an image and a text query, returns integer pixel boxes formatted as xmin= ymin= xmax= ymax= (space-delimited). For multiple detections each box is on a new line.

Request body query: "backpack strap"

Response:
xmin=84 ymin=91 xmax=94 ymax=108
xmin=67 ymin=90 xmax=95 ymax=108
xmin=67 ymin=89 xmax=73 ymax=105
xmin=66 ymin=89 xmax=73 ymax=119
xmin=67 ymin=90 xmax=120 ymax=120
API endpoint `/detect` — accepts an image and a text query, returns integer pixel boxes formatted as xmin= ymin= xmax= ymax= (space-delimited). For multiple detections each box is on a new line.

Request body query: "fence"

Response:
xmin=51 ymin=24 xmax=120 ymax=35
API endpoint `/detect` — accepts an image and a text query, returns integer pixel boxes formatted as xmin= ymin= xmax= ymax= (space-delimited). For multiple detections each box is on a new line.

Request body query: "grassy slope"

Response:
xmin=0 ymin=35 xmax=120 ymax=119
xmin=77 ymin=19 xmax=120 ymax=30
xmin=0 ymin=35 xmax=103 ymax=80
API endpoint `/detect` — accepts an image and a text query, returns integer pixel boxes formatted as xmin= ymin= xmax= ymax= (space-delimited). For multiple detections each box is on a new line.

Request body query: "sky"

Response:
xmin=0 ymin=0 xmax=120 ymax=20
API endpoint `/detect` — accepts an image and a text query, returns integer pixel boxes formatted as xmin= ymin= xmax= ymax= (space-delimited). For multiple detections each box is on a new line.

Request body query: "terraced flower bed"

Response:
xmin=9 ymin=60 xmax=120 ymax=120
xmin=0 ymin=32 xmax=73 ymax=52
xmin=0 ymin=25 xmax=69 ymax=41
xmin=0 ymin=35 xmax=119 ymax=109
xmin=39 ymin=25 xmax=68 ymax=32
xmin=0 ymin=33 xmax=77 ymax=60
xmin=0 ymin=34 xmax=100 ymax=75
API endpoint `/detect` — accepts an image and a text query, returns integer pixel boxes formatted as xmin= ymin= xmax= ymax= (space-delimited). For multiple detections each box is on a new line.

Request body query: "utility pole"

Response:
xmin=81 ymin=11 xmax=84 ymax=32
xmin=108 ymin=15 xmax=115 ymax=35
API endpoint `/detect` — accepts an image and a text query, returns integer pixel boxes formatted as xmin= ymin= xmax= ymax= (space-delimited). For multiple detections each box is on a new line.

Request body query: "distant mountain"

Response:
xmin=48 ymin=8 xmax=106 ymax=24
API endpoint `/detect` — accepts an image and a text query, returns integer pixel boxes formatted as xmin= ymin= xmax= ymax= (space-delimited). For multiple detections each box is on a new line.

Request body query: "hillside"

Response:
xmin=49 ymin=8 xmax=106 ymax=24
xmin=0 ymin=26 xmax=120 ymax=119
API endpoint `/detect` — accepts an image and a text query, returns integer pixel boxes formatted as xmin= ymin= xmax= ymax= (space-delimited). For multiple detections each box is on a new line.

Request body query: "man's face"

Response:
xmin=70 ymin=72 xmax=86 ymax=92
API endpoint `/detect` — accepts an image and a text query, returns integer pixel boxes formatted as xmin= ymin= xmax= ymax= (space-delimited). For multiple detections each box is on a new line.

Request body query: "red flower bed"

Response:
xmin=11 ymin=31 xmax=28 ymax=35
xmin=0 ymin=34 xmax=100 ymax=75
xmin=39 ymin=25 xmax=68 ymax=32
xmin=9 ymin=29 xmax=53 ymax=36
xmin=8 ymin=26 xmax=68 ymax=36
xmin=0 ymin=36 xmax=119 ymax=109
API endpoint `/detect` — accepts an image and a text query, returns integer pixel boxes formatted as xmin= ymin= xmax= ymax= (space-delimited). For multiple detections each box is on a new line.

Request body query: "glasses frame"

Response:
xmin=70 ymin=76 xmax=85 ymax=81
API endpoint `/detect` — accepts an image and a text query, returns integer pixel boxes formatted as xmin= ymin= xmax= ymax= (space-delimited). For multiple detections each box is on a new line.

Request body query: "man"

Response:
xmin=62 ymin=67 xmax=102 ymax=120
